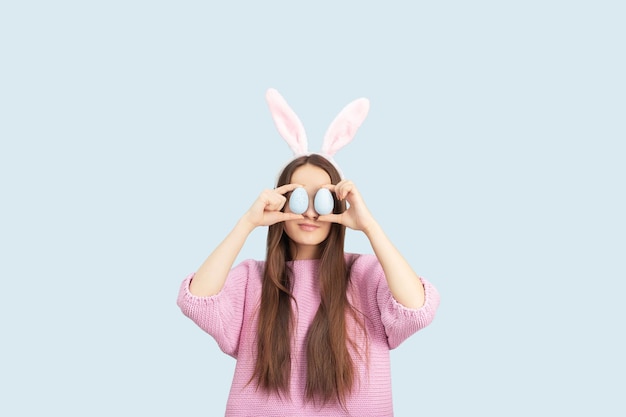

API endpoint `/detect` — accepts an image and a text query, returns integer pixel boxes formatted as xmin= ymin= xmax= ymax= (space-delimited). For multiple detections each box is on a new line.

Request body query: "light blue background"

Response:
xmin=1 ymin=1 xmax=624 ymax=416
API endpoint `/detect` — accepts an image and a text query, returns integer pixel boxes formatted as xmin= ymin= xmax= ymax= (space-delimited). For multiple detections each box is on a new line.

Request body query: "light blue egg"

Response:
xmin=314 ymin=188 xmax=334 ymax=215
xmin=289 ymin=187 xmax=309 ymax=214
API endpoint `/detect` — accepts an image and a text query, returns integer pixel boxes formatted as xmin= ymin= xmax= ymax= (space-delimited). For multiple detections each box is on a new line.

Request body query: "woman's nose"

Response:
xmin=303 ymin=199 xmax=319 ymax=220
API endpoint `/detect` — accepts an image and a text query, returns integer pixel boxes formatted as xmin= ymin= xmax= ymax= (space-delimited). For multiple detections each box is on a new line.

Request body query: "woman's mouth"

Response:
xmin=298 ymin=223 xmax=319 ymax=232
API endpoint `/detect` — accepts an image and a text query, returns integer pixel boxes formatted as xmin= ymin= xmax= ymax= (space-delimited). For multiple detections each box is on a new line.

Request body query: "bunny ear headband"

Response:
xmin=266 ymin=88 xmax=370 ymax=178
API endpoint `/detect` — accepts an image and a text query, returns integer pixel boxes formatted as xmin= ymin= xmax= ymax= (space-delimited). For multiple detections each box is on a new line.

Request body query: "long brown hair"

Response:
xmin=252 ymin=154 xmax=365 ymax=406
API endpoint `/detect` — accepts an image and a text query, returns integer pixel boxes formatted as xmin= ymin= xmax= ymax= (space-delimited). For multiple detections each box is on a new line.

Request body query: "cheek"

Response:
xmin=318 ymin=223 xmax=332 ymax=239
xmin=311 ymin=227 xmax=332 ymax=245
xmin=283 ymin=220 xmax=297 ymax=237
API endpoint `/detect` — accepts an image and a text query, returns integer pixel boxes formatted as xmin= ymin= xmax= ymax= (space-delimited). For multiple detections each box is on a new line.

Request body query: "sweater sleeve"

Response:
xmin=378 ymin=275 xmax=440 ymax=349
xmin=176 ymin=260 xmax=255 ymax=358
xmin=356 ymin=255 xmax=439 ymax=349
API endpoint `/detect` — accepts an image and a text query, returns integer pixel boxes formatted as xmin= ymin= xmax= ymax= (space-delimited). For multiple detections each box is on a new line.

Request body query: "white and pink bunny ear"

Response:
xmin=266 ymin=88 xmax=370 ymax=179
xmin=266 ymin=88 xmax=308 ymax=156
xmin=321 ymin=97 xmax=370 ymax=157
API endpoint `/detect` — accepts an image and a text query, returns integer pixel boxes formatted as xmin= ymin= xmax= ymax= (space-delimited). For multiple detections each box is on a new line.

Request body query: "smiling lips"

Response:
xmin=298 ymin=223 xmax=319 ymax=232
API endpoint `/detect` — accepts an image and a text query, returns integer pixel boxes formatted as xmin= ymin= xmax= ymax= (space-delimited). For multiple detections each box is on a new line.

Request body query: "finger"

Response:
xmin=265 ymin=195 xmax=288 ymax=212
xmin=259 ymin=190 xmax=287 ymax=211
xmin=253 ymin=192 xmax=274 ymax=211
xmin=267 ymin=212 xmax=304 ymax=225
xmin=317 ymin=213 xmax=344 ymax=224
xmin=280 ymin=212 xmax=305 ymax=221
xmin=334 ymin=181 xmax=355 ymax=201
xmin=274 ymin=183 xmax=304 ymax=195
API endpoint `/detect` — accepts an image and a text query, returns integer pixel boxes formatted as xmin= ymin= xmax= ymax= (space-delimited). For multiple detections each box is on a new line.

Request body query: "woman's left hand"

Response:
xmin=318 ymin=180 xmax=377 ymax=232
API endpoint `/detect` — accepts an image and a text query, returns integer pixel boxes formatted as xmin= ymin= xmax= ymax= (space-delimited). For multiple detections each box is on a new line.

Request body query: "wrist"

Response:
xmin=362 ymin=219 xmax=382 ymax=238
xmin=237 ymin=215 xmax=257 ymax=234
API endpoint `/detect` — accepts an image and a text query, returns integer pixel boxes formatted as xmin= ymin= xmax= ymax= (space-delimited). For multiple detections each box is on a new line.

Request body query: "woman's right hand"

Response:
xmin=190 ymin=184 xmax=304 ymax=297
xmin=242 ymin=183 xmax=305 ymax=228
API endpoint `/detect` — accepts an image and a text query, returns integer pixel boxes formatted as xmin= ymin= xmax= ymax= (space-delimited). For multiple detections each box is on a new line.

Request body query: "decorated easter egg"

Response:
xmin=314 ymin=188 xmax=334 ymax=215
xmin=288 ymin=187 xmax=309 ymax=214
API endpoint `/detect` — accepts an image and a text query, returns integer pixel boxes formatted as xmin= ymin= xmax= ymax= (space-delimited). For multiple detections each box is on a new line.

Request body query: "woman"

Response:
xmin=177 ymin=90 xmax=440 ymax=416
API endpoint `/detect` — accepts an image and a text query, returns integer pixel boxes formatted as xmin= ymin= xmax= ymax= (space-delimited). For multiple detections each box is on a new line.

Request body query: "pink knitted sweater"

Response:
xmin=177 ymin=254 xmax=440 ymax=416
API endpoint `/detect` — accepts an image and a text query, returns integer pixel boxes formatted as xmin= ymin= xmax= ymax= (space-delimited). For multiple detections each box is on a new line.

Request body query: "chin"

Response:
xmin=292 ymin=233 xmax=325 ymax=247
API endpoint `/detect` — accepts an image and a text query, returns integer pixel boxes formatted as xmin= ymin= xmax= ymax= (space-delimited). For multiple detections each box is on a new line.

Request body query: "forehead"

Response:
xmin=290 ymin=164 xmax=331 ymax=188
